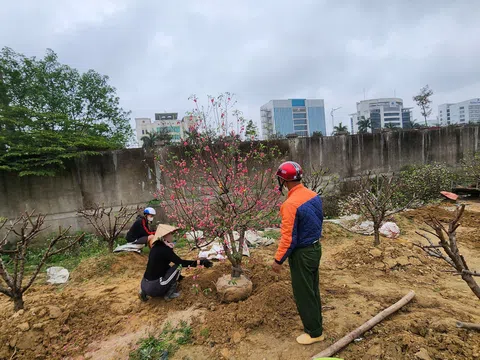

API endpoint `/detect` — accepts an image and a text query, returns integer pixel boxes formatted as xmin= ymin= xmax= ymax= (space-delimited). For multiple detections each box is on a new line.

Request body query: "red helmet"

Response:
xmin=276 ymin=161 xmax=303 ymax=182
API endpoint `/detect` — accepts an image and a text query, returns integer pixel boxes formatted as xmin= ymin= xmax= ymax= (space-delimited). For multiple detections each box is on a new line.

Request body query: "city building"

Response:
xmin=438 ymin=98 xmax=480 ymax=125
xmin=135 ymin=112 xmax=183 ymax=145
xmin=260 ymin=99 xmax=326 ymax=139
xmin=350 ymin=98 xmax=411 ymax=133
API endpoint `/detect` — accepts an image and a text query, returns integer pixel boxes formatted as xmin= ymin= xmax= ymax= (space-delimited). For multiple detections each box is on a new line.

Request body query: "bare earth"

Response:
xmin=1 ymin=201 xmax=479 ymax=360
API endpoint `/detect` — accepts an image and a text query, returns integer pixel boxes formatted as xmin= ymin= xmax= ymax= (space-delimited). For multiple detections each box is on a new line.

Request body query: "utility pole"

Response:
xmin=330 ymin=107 xmax=342 ymax=135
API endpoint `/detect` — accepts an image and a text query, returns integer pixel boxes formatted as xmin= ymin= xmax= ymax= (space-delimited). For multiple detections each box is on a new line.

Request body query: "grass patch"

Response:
xmin=199 ymin=328 xmax=210 ymax=338
xmin=147 ymin=199 xmax=161 ymax=206
xmin=1 ymin=233 xmax=127 ymax=273
xmin=129 ymin=321 xmax=192 ymax=360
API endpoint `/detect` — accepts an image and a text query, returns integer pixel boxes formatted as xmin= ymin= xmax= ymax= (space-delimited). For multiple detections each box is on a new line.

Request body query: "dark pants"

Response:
xmin=141 ymin=265 xmax=181 ymax=297
xmin=129 ymin=236 xmax=148 ymax=245
xmin=288 ymin=242 xmax=323 ymax=338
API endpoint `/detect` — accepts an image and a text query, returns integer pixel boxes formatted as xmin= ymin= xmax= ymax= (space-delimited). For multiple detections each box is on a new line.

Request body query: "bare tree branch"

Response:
xmin=0 ymin=211 xmax=86 ymax=310
xmin=341 ymin=172 xmax=415 ymax=246
xmin=77 ymin=203 xmax=139 ymax=252
xmin=22 ymin=232 xmax=84 ymax=293
xmin=415 ymin=204 xmax=480 ymax=300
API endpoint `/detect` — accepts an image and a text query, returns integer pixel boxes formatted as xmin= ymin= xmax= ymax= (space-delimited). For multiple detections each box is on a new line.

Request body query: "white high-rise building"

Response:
xmin=350 ymin=98 xmax=412 ymax=133
xmin=438 ymin=99 xmax=480 ymax=125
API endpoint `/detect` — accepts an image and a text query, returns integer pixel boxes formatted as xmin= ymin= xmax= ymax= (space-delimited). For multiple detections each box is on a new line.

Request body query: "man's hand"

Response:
xmin=271 ymin=261 xmax=282 ymax=273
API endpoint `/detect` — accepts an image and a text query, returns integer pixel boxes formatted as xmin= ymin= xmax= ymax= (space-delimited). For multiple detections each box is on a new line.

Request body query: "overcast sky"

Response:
xmin=1 ymin=0 xmax=480 ymax=136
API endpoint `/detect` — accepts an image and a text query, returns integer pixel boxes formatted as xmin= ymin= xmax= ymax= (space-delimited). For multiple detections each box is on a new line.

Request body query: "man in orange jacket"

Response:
xmin=272 ymin=161 xmax=324 ymax=345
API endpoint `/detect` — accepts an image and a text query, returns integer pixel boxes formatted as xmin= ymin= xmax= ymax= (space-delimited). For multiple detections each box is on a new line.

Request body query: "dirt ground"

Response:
xmin=1 ymin=201 xmax=479 ymax=360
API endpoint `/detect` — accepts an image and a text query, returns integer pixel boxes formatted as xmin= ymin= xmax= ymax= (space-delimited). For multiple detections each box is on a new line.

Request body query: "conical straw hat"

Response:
xmin=150 ymin=224 xmax=179 ymax=246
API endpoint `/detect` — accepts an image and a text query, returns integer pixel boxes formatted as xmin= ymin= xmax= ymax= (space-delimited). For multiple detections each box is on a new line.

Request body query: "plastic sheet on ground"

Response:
xmin=46 ymin=267 xmax=70 ymax=284
xmin=326 ymin=215 xmax=401 ymax=238
xmin=113 ymin=243 xmax=144 ymax=254
xmin=190 ymin=229 xmax=276 ymax=260
xmin=245 ymin=230 xmax=275 ymax=247
xmin=350 ymin=220 xmax=375 ymax=235
xmin=185 ymin=230 xmax=204 ymax=242
xmin=379 ymin=222 xmax=400 ymax=238
xmin=198 ymin=234 xmax=250 ymax=260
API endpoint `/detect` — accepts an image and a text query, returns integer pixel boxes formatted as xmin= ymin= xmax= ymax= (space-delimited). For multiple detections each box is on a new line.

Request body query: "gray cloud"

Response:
xmin=1 ymin=0 xmax=479 ymax=135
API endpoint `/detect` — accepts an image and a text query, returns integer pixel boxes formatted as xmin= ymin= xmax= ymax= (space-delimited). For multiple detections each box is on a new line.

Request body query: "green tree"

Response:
xmin=404 ymin=119 xmax=422 ymax=129
xmin=0 ymin=47 xmax=133 ymax=176
xmin=413 ymin=85 xmax=434 ymax=126
xmin=245 ymin=119 xmax=258 ymax=140
xmin=357 ymin=116 xmax=371 ymax=133
xmin=141 ymin=131 xmax=161 ymax=151
xmin=0 ymin=106 xmax=115 ymax=176
xmin=333 ymin=122 xmax=349 ymax=135
xmin=157 ymin=127 xmax=173 ymax=145
xmin=384 ymin=123 xmax=399 ymax=130
xmin=312 ymin=131 xmax=323 ymax=138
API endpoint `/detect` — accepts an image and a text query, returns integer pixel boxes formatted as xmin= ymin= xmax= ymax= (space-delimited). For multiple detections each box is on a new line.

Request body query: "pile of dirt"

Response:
xmin=0 ymin=254 xmax=146 ymax=360
xmin=169 ymin=250 xmax=301 ymax=345
xmin=330 ymin=237 xmax=442 ymax=273
xmin=341 ymin=312 xmax=480 ymax=360
xmin=190 ymin=280 xmax=300 ymax=346
xmin=1 ymin=203 xmax=479 ymax=360
xmin=404 ymin=205 xmax=480 ymax=227
xmin=71 ymin=252 xmax=147 ymax=282
xmin=0 ymin=290 xmax=129 ymax=359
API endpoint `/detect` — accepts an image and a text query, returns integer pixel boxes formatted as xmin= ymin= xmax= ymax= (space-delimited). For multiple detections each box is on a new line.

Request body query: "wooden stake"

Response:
xmin=311 ymin=290 xmax=415 ymax=359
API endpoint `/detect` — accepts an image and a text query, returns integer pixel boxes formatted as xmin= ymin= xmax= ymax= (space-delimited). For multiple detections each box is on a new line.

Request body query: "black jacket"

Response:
xmin=144 ymin=241 xmax=198 ymax=281
xmin=126 ymin=215 xmax=155 ymax=242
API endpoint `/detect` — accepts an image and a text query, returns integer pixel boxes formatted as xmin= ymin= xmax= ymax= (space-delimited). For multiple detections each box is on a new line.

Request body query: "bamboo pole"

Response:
xmin=311 ymin=290 xmax=415 ymax=359
xmin=456 ymin=321 xmax=480 ymax=331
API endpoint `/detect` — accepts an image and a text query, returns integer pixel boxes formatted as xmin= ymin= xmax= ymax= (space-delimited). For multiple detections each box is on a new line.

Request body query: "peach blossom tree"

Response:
xmin=157 ymin=94 xmax=283 ymax=278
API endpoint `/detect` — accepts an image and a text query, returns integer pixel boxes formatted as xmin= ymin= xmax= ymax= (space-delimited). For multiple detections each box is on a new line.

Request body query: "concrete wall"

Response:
xmin=287 ymin=126 xmax=479 ymax=178
xmin=0 ymin=126 xmax=478 ymax=234
xmin=0 ymin=149 xmax=157 ymax=233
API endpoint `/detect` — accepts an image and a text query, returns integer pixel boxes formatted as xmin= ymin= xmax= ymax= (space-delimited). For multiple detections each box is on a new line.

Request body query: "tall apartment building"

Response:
xmin=438 ymin=98 xmax=480 ymax=125
xmin=350 ymin=98 xmax=411 ymax=133
xmin=260 ymin=99 xmax=326 ymax=139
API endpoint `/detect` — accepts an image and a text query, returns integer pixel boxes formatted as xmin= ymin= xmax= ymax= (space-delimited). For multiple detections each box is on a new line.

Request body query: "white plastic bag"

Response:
xmin=46 ymin=267 xmax=70 ymax=284
xmin=379 ymin=222 xmax=400 ymax=239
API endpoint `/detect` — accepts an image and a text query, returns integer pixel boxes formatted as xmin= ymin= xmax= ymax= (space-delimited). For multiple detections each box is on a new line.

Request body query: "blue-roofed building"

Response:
xmin=260 ymin=99 xmax=326 ymax=139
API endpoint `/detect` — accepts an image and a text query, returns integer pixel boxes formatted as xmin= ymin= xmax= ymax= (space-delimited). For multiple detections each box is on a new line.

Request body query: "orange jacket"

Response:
xmin=275 ymin=184 xmax=323 ymax=264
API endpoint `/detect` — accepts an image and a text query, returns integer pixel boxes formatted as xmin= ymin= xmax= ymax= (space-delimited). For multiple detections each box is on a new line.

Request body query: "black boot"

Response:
xmin=164 ymin=283 xmax=181 ymax=301
xmin=138 ymin=289 xmax=148 ymax=302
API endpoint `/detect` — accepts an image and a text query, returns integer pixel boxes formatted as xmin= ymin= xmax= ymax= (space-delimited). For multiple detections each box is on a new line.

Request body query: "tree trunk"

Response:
xmin=230 ymin=254 xmax=243 ymax=278
xmin=231 ymin=266 xmax=242 ymax=278
xmin=108 ymin=240 xmax=114 ymax=253
xmin=13 ymin=293 xmax=24 ymax=311
xmin=461 ymin=273 xmax=480 ymax=300
xmin=373 ymin=228 xmax=380 ymax=247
